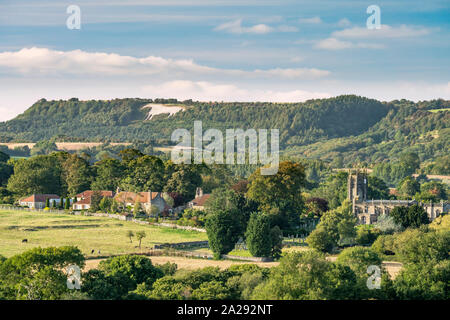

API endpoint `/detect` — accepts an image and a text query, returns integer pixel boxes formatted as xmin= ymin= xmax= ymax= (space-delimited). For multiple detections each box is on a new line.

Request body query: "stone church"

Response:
xmin=348 ymin=170 xmax=449 ymax=225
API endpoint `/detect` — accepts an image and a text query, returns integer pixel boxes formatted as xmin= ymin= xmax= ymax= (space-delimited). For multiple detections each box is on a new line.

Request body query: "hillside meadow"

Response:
xmin=0 ymin=210 xmax=207 ymax=258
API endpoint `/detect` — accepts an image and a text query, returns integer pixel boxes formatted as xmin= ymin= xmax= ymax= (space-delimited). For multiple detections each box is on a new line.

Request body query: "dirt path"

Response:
xmin=84 ymin=256 xmax=280 ymax=271
xmin=84 ymin=256 xmax=402 ymax=278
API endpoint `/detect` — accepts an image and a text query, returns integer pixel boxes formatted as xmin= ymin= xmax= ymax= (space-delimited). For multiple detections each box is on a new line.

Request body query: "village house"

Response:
xmin=114 ymin=190 xmax=169 ymax=214
xmin=188 ymin=188 xmax=211 ymax=211
xmin=19 ymin=194 xmax=61 ymax=209
xmin=349 ymin=170 xmax=449 ymax=224
xmin=73 ymin=190 xmax=114 ymax=210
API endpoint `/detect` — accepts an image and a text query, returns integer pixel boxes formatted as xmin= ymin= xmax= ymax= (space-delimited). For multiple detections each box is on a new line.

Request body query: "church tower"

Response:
xmin=347 ymin=170 xmax=367 ymax=204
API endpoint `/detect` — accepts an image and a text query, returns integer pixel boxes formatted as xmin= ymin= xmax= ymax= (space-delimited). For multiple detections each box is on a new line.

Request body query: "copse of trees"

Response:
xmin=205 ymin=186 xmax=258 ymax=233
xmin=397 ymin=176 xmax=421 ymax=199
xmin=7 ymin=154 xmax=64 ymax=197
xmin=246 ymin=161 xmax=306 ymax=231
xmin=1 ymin=229 xmax=448 ymax=300
xmin=372 ymin=152 xmax=421 ymax=187
xmin=245 ymin=213 xmax=272 ymax=257
xmin=390 ymin=204 xmax=429 ymax=229
xmin=0 ymin=246 xmax=85 ymax=300
xmin=304 ymin=197 xmax=329 ymax=218
xmin=311 ymin=171 xmax=348 ymax=209
xmin=2 ymin=149 xmax=210 ymax=203
xmin=336 ymin=247 xmax=395 ymax=299
xmin=251 ymin=250 xmax=361 ymax=300
xmin=371 ymin=218 xmax=450 ymax=300
xmin=205 ymin=210 xmax=242 ymax=259
xmin=30 ymin=140 xmax=58 ymax=156
xmin=0 ymin=152 xmax=13 ymax=187
xmin=0 ymin=151 xmax=9 ymax=163
xmin=306 ymin=200 xmax=357 ymax=252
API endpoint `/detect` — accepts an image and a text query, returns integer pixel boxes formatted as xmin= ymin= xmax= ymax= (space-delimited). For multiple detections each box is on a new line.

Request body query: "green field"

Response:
xmin=428 ymin=108 xmax=450 ymax=113
xmin=0 ymin=210 xmax=207 ymax=258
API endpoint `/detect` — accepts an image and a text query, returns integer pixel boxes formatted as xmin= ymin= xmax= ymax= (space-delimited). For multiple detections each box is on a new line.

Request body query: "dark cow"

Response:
xmin=22 ymin=239 xmax=28 ymax=243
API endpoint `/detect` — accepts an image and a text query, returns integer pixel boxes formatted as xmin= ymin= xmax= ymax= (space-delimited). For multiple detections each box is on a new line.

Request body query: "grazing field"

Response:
xmin=0 ymin=210 xmax=207 ymax=258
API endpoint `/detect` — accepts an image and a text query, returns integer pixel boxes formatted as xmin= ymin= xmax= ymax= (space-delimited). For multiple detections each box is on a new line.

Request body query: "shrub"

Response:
xmin=374 ymin=214 xmax=402 ymax=234
xmin=390 ymin=204 xmax=429 ymax=229
xmin=306 ymin=200 xmax=356 ymax=252
xmin=205 ymin=210 xmax=241 ymax=259
xmin=251 ymin=251 xmax=359 ymax=300
xmin=306 ymin=226 xmax=335 ymax=253
xmin=394 ymin=260 xmax=450 ymax=300
xmin=355 ymin=225 xmax=382 ymax=246
xmin=245 ymin=213 xmax=272 ymax=258
xmin=393 ymin=229 xmax=449 ymax=264
xmin=371 ymin=234 xmax=395 ymax=256
xmin=336 ymin=247 xmax=382 ymax=276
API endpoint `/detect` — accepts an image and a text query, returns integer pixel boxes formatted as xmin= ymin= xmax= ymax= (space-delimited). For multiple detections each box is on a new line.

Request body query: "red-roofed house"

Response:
xmin=73 ymin=190 xmax=114 ymax=210
xmin=188 ymin=188 xmax=211 ymax=210
xmin=19 ymin=194 xmax=60 ymax=209
xmin=114 ymin=191 xmax=168 ymax=214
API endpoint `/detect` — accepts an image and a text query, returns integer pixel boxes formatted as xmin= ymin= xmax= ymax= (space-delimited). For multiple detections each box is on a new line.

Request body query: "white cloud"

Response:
xmin=141 ymin=80 xmax=331 ymax=102
xmin=0 ymin=47 xmax=329 ymax=79
xmin=315 ymin=38 xmax=384 ymax=50
xmin=299 ymin=16 xmax=322 ymax=24
xmin=277 ymin=25 xmax=299 ymax=32
xmin=315 ymin=24 xmax=431 ymax=50
xmin=214 ymin=19 xmax=298 ymax=34
xmin=332 ymin=24 xmax=432 ymax=39
xmin=253 ymin=68 xmax=329 ymax=78
xmin=337 ymin=18 xmax=351 ymax=28
xmin=214 ymin=19 xmax=272 ymax=34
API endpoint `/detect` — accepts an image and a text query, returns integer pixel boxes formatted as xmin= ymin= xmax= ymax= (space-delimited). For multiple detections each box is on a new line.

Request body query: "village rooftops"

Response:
xmin=73 ymin=190 xmax=115 ymax=208
xmin=361 ymin=199 xmax=448 ymax=205
xmin=20 ymin=194 xmax=60 ymax=203
xmin=362 ymin=199 xmax=415 ymax=205
xmin=189 ymin=194 xmax=211 ymax=207
xmin=76 ymin=190 xmax=114 ymax=199
xmin=114 ymin=191 xmax=162 ymax=204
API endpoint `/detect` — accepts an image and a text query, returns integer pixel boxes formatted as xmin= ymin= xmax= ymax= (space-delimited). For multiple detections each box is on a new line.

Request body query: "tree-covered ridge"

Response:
xmin=285 ymin=99 xmax=450 ymax=166
xmin=0 ymin=96 xmax=447 ymax=169
xmin=0 ymin=95 xmax=388 ymax=146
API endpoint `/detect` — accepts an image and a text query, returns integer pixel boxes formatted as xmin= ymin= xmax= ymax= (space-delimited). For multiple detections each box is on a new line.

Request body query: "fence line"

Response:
xmin=0 ymin=205 xmax=206 ymax=232
xmin=2 ymin=205 xmax=275 ymax=263
xmin=0 ymin=205 xmax=67 ymax=214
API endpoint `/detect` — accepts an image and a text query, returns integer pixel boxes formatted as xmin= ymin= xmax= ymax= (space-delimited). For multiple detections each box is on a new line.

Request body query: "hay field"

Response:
xmin=0 ymin=210 xmax=207 ymax=258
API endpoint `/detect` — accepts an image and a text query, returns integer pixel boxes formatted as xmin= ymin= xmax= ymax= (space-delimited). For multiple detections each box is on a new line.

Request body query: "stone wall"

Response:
xmin=153 ymin=240 xmax=209 ymax=249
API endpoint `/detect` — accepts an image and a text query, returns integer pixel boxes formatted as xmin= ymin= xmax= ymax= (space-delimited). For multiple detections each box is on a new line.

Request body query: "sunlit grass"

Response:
xmin=0 ymin=210 xmax=207 ymax=258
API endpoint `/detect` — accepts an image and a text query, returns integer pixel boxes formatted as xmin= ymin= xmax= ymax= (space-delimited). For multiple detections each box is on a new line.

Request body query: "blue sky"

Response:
xmin=0 ymin=0 xmax=449 ymax=121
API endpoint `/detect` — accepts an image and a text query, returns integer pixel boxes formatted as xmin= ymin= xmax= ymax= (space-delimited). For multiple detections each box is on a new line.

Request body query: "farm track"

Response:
xmin=84 ymin=256 xmax=403 ymax=279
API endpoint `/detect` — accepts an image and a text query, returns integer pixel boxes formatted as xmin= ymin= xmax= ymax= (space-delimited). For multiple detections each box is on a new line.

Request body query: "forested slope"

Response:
xmin=0 ymin=95 xmax=448 ymax=166
xmin=0 ymin=95 xmax=389 ymax=145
